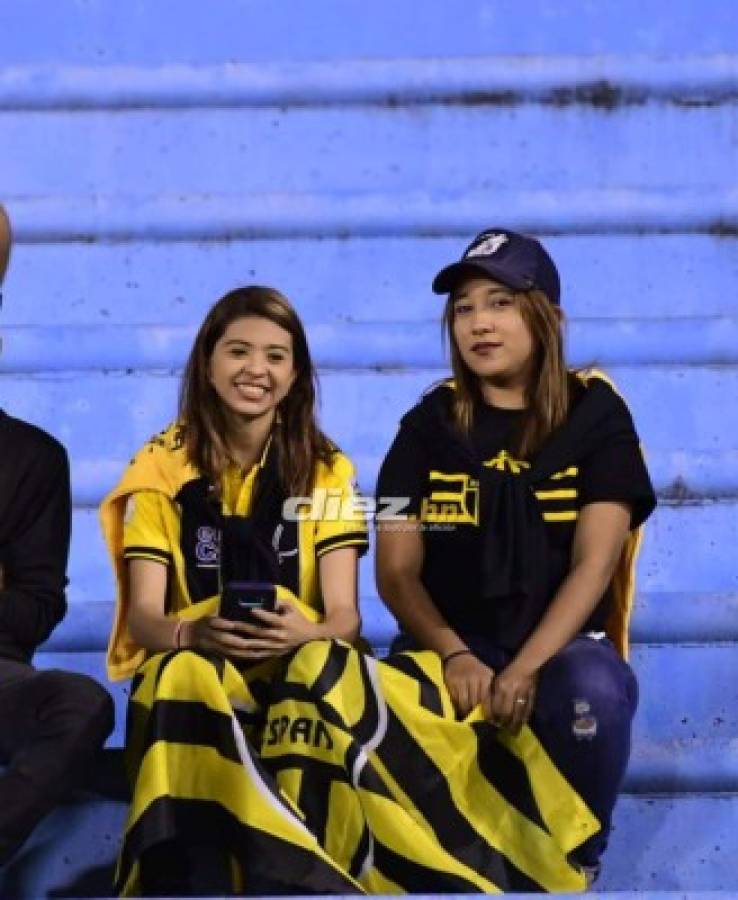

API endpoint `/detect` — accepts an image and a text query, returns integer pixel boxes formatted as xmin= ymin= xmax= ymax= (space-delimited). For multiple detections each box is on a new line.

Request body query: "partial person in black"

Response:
xmin=376 ymin=228 xmax=657 ymax=884
xmin=0 ymin=204 xmax=113 ymax=865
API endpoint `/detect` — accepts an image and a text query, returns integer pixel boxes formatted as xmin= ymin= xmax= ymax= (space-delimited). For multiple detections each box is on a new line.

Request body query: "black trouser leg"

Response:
xmin=0 ymin=660 xmax=114 ymax=864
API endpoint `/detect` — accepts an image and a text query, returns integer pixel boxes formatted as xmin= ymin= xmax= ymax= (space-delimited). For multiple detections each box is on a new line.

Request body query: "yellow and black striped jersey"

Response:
xmin=102 ymin=422 xmax=368 ymax=680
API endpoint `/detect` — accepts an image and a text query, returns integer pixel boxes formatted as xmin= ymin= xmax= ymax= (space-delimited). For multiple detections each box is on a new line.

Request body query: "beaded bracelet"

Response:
xmin=441 ymin=649 xmax=473 ymax=667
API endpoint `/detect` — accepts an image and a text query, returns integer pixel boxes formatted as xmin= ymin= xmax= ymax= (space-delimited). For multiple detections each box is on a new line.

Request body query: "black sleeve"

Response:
xmin=375 ymin=422 xmax=428 ymax=520
xmin=0 ymin=440 xmax=71 ymax=650
xmin=578 ymin=432 xmax=657 ymax=530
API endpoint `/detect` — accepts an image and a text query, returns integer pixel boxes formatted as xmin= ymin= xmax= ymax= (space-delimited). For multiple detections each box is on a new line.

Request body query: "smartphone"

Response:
xmin=220 ymin=581 xmax=277 ymax=625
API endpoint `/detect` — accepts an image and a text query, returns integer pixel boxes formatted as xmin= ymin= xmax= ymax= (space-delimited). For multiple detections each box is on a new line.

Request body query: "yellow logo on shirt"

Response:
xmin=421 ymin=471 xmax=479 ymax=525
xmin=481 ymin=453 xmax=580 ymax=523
xmin=483 ymin=450 xmax=530 ymax=474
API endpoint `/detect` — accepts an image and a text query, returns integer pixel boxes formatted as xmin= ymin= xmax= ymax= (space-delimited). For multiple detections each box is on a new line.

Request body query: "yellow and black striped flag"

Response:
xmin=116 ymin=640 xmax=596 ymax=895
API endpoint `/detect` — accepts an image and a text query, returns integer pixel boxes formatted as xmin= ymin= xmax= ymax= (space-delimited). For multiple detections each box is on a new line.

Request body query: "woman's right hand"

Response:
xmin=443 ymin=652 xmax=495 ymax=718
xmin=181 ymin=616 xmax=267 ymax=660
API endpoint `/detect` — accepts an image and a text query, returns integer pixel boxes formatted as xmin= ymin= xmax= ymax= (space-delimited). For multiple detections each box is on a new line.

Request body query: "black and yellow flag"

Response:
xmin=116 ymin=641 xmax=597 ymax=895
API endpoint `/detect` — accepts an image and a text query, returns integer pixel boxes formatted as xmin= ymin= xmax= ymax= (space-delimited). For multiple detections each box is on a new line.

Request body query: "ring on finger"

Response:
xmin=514 ymin=696 xmax=527 ymax=706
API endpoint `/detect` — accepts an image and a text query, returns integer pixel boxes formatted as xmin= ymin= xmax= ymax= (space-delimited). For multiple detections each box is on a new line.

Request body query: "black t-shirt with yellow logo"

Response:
xmin=376 ymin=380 xmax=656 ymax=652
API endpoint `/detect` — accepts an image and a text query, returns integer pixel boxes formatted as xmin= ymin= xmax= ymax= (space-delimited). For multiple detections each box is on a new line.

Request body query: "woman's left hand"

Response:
xmin=229 ymin=601 xmax=320 ymax=660
xmin=483 ymin=663 xmax=538 ymax=735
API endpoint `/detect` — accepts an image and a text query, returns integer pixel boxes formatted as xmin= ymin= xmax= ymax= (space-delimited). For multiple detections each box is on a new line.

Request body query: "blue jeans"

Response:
xmin=390 ymin=633 xmax=638 ymax=867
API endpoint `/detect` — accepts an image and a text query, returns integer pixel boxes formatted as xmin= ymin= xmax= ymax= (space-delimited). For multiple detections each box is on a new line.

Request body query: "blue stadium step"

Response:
xmin=4 ymin=107 xmax=735 ymax=200
xmin=2 ymin=318 xmax=738 ymax=373
xmin=2 ymin=0 xmax=737 ymax=63
xmin=41 ymin=591 xmax=738 ymax=652
xmin=33 ymin=638 xmax=738 ymax=794
xmin=0 ymin=795 xmax=126 ymax=900
xmin=46 ymin=492 xmax=738 ymax=610
xmin=1 ymin=792 xmax=736 ymax=898
xmin=2 ymin=3 xmax=736 ymax=898
xmin=1 ymin=368 xmax=735 ymax=507
xmin=4 ymin=236 xmax=736 ymax=326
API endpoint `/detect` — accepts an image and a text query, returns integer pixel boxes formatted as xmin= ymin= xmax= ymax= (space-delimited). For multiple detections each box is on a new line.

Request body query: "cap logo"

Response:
xmin=465 ymin=233 xmax=509 ymax=259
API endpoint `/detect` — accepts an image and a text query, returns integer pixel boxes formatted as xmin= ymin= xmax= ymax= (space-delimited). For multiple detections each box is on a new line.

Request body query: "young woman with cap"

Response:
xmin=101 ymin=286 xmax=369 ymax=895
xmin=375 ymin=229 xmax=657 ymax=882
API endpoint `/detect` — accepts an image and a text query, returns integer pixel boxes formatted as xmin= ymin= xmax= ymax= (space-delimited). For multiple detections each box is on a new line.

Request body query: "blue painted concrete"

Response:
xmin=3 ymin=107 xmax=737 ymax=198
xmin=4 ymin=236 xmax=738 ymax=326
xmin=1 ymin=791 xmax=737 ymax=898
xmin=57 ymin=502 xmax=738 ymax=608
xmin=1 ymin=0 xmax=737 ymax=895
xmin=2 ymin=317 xmax=738 ymax=374
xmin=3 ymin=56 xmax=738 ymax=111
xmin=6 ymin=188 xmax=738 ymax=241
xmin=40 ymin=591 xmax=738 ymax=652
xmin=1 ymin=368 xmax=736 ymax=485
xmin=2 ymin=0 xmax=738 ymax=63
xmin=601 ymin=796 xmax=738 ymax=892
xmin=0 ymin=797 xmax=127 ymax=900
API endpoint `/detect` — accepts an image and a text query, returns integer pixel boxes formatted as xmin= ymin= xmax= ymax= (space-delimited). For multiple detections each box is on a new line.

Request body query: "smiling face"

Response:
xmin=207 ymin=315 xmax=296 ymax=424
xmin=450 ymin=275 xmax=536 ymax=394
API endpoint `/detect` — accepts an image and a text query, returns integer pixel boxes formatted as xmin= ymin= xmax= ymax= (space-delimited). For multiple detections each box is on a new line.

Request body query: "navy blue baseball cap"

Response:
xmin=432 ymin=228 xmax=561 ymax=305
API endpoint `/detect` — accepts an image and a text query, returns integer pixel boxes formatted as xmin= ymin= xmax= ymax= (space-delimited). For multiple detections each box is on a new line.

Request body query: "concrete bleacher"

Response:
xmin=1 ymin=1 xmax=737 ymax=895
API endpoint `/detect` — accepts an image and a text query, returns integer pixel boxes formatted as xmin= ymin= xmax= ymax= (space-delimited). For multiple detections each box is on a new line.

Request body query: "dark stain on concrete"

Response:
xmin=549 ymin=80 xmax=635 ymax=109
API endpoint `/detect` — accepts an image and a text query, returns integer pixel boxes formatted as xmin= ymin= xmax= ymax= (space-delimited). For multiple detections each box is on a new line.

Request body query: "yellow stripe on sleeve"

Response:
xmin=534 ymin=489 xmax=578 ymax=501
xmin=542 ymin=511 xmax=579 ymax=522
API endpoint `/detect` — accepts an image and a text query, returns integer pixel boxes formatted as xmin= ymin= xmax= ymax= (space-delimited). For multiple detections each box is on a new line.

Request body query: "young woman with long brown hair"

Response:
xmin=376 ymin=229 xmax=657 ymax=884
xmin=101 ymin=286 xmax=368 ymax=895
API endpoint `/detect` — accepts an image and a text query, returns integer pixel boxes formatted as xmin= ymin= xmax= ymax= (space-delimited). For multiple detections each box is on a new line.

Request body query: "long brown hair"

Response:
xmin=443 ymin=288 xmax=570 ymax=459
xmin=178 ymin=286 xmax=335 ymax=496
xmin=0 ymin=205 xmax=11 ymax=281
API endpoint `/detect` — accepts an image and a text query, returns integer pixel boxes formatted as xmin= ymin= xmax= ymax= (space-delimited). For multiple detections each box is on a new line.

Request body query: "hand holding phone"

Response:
xmin=220 ymin=581 xmax=277 ymax=626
